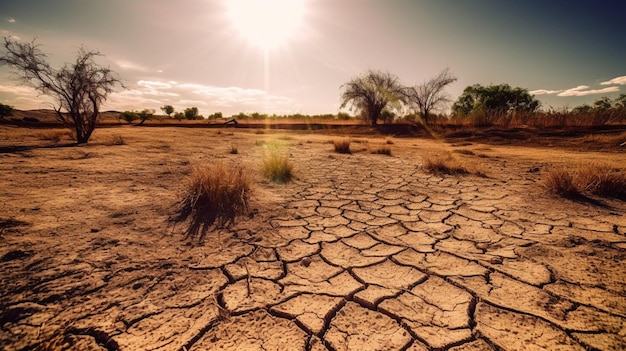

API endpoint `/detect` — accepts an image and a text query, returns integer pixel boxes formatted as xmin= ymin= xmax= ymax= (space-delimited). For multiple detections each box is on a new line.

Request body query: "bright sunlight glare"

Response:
xmin=224 ymin=0 xmax=307 ymax=51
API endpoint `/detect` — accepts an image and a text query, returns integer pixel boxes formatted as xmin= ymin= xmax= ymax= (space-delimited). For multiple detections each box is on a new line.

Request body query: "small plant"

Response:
xmin=371 ymin=146 xmax=392 ymax=156
xmin=174 ymin=163 xmax=251 ymax=239
xmin=386 ymin=138 xmax=394 ymax=145
xmin=263 ymin=152 xmax=293 ymax=183
xmin=333 ymin=138 xmax=351 ymax=154
xmin=229 ymin=145 xmax=238 ymax=154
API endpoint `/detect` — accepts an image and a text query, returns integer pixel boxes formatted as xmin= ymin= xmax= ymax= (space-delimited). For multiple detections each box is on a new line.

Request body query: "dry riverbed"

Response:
xmin=1 ymin=125 xmax=625 ymax=351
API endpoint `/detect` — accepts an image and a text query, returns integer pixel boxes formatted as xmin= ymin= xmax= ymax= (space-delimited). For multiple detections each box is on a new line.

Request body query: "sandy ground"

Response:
xmin=1 ymin=125 xmax=625 ymax=351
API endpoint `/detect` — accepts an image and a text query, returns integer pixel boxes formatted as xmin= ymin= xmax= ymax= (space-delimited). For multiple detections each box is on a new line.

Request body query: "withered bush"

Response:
xmin=174 ymin=163 xmax=251 ymax=239
xmin=333 ymin=138 xmax=351 ymax=154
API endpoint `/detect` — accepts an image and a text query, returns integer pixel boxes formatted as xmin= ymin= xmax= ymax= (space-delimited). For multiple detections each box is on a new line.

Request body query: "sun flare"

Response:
xmin=224 ymin=0 xmax=307 ymax=51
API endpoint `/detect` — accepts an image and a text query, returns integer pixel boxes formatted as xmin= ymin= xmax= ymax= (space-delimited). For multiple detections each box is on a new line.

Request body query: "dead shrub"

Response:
xmin=38 ymin=130 xmax=72 ymax=143
xmin=371 ymin=146 xmax=392 ymax=156
xmin=576 ymin=164 xmax=626 ymax=200
xmin=422 ymin=155 xmax=469 ymax=175
xmin=544 ymin=164 xmax=626 ymax=200
xmin=263 ymin=152 xmax=293 ymax=183
xmin=333 ymin=138 xmax=351 ymax=154
xmin=544 ymin=168 xmax=580 ymax=198
xmin=106 ymin=135 xmax=125 ymax=146
xmin=174 ymin=163 xmax=251 ymax=239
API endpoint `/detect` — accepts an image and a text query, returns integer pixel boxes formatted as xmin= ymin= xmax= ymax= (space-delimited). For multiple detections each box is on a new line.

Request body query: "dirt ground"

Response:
xmin=1 ymin=124 xmax=625 ymax=351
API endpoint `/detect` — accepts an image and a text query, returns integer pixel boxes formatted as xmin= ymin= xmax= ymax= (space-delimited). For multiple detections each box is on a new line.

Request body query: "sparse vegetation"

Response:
xmin=262 ymin=152 xmax=293 ymax=183
xmin=229 ymin=144 xmax=238 ymax=154
xmin=174 ymin=163 xmax=251 ymax=239
xmin=333 ymin=138 xmax=351 ymax=153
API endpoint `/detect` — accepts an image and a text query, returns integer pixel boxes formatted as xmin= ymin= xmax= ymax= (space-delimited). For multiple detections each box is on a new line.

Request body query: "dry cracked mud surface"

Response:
xmin=1 ymin=126 xmax=625 ymax=350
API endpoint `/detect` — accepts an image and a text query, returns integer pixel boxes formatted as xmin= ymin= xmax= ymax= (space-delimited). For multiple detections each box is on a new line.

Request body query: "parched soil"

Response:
xmin=1 ymin=125 xmax=625 ymax=351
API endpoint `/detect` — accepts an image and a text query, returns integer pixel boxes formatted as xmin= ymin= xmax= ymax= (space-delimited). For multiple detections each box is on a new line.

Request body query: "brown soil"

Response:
xmin=1 ymin=123 xmax=625 ymax=351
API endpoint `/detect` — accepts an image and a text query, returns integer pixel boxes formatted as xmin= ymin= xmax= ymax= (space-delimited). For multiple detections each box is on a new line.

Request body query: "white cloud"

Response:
xmin=530 ymin=89 xmax=563 ymax=95
xmin=600 ymin=76 xmax=626 ymax=86
xmin=531 ymin=84 xmax=621 ymax=97
xmin=557 ymin=85 xmax=619 ymax=97
xmin=7 ymin=18 xmax=16 ymax=23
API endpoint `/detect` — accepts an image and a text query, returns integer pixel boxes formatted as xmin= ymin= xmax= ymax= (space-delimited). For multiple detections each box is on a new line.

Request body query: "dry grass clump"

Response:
xmin=229 ymin=144 xmax=238 ymax=154
xmin=544 ymin=168 xmax=580 ymax=198
xmin=333 ymin=138 xmax=351 ymax=154
xmin=371 ymin=146 xmax=392 ymax=156
xmin=263 ymin=152 xmax=293 ymax=183
xmin=423 ymin=155 xmax=469 ymax=175
xmin=37 ymin=130 xmax=73 ymax=143
xmin=104 ymin=135 xmax=125 ymax=146
xmin=545 ymin=164 xmax=626 ymax=200
xmin=174 ymin=163 xmax=251 ymax=239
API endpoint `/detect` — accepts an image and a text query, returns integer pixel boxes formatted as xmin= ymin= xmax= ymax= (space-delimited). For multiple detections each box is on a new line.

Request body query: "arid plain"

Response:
xmin=1 ymin=123 xmax=625 ymax=351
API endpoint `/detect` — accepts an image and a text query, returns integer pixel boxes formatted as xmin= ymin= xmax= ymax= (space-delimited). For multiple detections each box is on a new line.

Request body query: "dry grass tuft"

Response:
xmin=544 ymin=168 xmax=580 ymax=198
xmin=263 ymin=152 xmax=293 ymax=183
xmin=333 ymin=138 xmax=351 ymax=154
xmin=174 ymin=163 xmax=251 ymax=239
xmin=423 ymin=155 xmax=469 ymax=175
xmin=37 ymin=130 xmax=73 ymax=143
xmin=229 ymin=144 xmax=238 ymax=154
xmin=545 ymin=164 xmax=626 ymax=200
xmin=371 ymin=146 xmax=392 ymax=156
xmin=105 ymin=135 xmax=125 ymax=146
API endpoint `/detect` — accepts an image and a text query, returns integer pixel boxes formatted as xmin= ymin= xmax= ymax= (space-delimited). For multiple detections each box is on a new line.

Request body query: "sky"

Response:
xmin=0 ymin=0 xmax=624 ymax=117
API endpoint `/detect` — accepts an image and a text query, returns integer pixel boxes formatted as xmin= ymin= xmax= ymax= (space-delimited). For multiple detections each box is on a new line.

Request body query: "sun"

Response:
xmin=224 ymin=0 xmax=307 ymax=51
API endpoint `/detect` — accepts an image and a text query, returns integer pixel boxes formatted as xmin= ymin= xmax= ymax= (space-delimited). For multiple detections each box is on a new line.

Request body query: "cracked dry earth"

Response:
xmin=1 ymin=126 xmax=625 ymax=351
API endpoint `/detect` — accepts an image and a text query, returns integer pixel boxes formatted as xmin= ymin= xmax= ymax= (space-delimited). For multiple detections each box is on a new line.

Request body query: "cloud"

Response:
xmin=7 ymin=18 xmax=16 ymax=23
xmin=557 ymin=85 xmax=619 ymax=97
xmin=105 ymin=80 xmax=296 ymax=115
xmin=531 ymin=84 xmax=621 ymax=97
xmin=600 ymin=76 xmax=626 ymax=86
xmin=530 ymin=89 xmax=563 ymax=95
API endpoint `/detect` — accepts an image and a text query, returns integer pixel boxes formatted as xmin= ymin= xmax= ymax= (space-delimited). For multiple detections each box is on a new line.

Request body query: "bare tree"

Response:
xmin=0 ymin=38 xmax=122 ymax=143
xmin=408 ymin=68 xmax=457 ymax=124
xmin=340 ymin=70 xmax=407 ymax=125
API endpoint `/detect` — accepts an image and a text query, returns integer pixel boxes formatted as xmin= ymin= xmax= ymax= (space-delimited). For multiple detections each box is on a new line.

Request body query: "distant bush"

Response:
xmin=0 ymin=102 xmax=13 ymax=118
xmin=120 ymin=111 xmax=139 ymax=123
xmin=184 ymin=107 xmax=203 ymax=120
